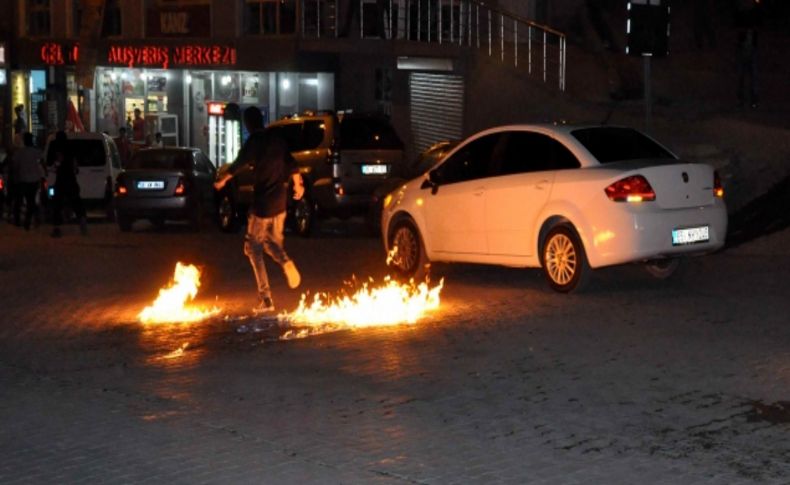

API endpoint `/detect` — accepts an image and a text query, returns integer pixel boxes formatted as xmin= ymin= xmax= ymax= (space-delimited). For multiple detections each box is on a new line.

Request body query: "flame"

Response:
xmin=139 ymin=262 xmax=220 ymax=324
xmin=279 ymin=276 xmax=444 ymax=340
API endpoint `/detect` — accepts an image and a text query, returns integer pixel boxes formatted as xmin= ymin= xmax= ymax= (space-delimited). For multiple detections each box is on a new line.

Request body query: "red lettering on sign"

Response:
xmin=108 ymin=44 xmax=236 ymax=68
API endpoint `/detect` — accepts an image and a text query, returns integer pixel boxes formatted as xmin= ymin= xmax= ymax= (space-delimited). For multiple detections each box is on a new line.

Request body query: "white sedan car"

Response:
xmin=381 ymin=124 xmax=727 ymax=292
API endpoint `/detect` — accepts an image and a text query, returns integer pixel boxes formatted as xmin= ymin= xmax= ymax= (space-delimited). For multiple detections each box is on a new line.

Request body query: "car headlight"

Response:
xmin=382 ymin=193 xmax=393 ymax=209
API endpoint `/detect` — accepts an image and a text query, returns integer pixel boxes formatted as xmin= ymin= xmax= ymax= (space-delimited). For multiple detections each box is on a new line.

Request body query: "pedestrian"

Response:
xmin=115 ymin=127 xmax=132 ymax=166
xmin=10 ymin=133 xmax=45 ymax=230
xmin=153 ymin=132 xmax=164 ymax=148
xmin=132 ymin=108 xmax=145 ymax=142
xmin=213 ymin=107 xmax=305 ymax=314
xmin=49 ymin=131 xmax=87 ymax=237
xmin=13 ymin=105 xmax=27 ymax=147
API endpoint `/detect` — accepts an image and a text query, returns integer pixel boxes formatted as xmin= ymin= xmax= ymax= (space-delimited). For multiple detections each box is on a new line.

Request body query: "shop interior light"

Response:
xmin=281 ymin=78 xmax=291 ymax=90
xmin=120 ymin=72 xmax=128 ymax=80
xmin=302 ymin=78 xmax=319 ymax=87
xmin=186 ymin=74 xmax=192 ymax=84
xmin=109 ymin=72 xmax=117 ymax=81
xmin=221 ymin=75 xmax=232 ymax=86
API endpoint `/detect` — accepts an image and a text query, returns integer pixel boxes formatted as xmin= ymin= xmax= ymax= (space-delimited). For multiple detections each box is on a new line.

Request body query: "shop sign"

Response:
xmin=147 ymin=5 xmax=211 ymax=37
xmin=40 ymin=42 xmax=80 ymax=65
xmin=207 ymin=102 xmax=225 ymax=115
xmin=107 ymin=44 xmax=236 ymax=69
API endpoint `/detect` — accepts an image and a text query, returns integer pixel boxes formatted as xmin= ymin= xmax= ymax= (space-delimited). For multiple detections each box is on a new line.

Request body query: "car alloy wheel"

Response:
xmin=218 ymin=194 xmax=238 ymax=233
xmin=389 ymin=220 xmax=427 ymax=279
xmin=542 ymin=225 xmax=590 ymax=293
xmin=292 ymin=196 xmax=314 ymax=237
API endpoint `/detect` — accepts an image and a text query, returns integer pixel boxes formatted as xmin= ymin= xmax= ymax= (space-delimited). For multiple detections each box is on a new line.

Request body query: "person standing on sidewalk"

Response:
xmin=10 ymin=133 xmax=45 ymax=230
xmin=214 ymin=107 xmax=304 ymax=314
xmin=49 ymin=131 xmax=87 ymax=237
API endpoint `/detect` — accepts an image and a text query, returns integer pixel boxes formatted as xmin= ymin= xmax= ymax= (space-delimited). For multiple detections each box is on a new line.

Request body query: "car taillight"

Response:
xmin=0 ymin=178 xmax=4 ymax=190
xmin=713 ymin=170 xmax=724 ymax=198
xmin=174 ymin=178 xmax=187 ymax=195
xmin=605 ymin=175 xmax=656 ymax=202
xmin=115 ymin=177 xmax=127 ymax=195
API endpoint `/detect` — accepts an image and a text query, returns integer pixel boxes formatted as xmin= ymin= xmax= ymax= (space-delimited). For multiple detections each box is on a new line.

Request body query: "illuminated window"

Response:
xmin=245 ymin=0 xmax=296 ymax=35
xmin=27 ymin=0 xmax=51 ymax=37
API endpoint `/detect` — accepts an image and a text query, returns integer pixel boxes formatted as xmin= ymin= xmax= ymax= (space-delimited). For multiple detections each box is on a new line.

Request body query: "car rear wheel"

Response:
xmin=541 ymin=225 xmax=590 ymax=293
xmin=290 ymin=195 xmax=314 ymax=237
xmin=218 ymin=194 xmax=239 ymax=233
xmin=644 ymin=258 xmax=681 ymax=279
xmin=117 ymin=213 xmax=134 ymax=232
xmin=388 ymin=219 xmax=428 ymax=280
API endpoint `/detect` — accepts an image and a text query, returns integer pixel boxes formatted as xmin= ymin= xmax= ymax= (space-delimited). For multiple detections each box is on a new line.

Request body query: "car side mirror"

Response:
xmin=420 ymin=169 xmax=441 ymax=195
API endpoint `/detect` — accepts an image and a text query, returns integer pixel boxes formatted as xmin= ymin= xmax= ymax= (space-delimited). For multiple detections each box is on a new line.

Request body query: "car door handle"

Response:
xmin=473 ymin=187 xmax=485 ymax=197
xmin=535 ymin=179 xmax=550 ymax=190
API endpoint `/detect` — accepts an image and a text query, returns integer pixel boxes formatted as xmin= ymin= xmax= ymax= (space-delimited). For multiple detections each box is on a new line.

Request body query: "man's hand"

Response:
xmin=292 ymin=173 xmax=305 ymax=200
xmin=214 ymin=173 xmax=232 ymax=191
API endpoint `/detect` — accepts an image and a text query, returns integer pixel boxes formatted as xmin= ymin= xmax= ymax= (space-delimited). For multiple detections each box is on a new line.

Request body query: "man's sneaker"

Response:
xmin=283 ymin=260 xmax=301 ymax=289
xmin=252 ymin=297 xmax=275 ymax=315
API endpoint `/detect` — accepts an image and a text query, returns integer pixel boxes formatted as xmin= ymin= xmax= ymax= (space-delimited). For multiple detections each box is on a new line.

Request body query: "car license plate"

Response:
xmin=361 ymin=164 xmax=389 ymax=175
xmin=672 ymin=226 xmax=710 ymax=245
xmin=136 ymin=180 xmax=165 ymax=190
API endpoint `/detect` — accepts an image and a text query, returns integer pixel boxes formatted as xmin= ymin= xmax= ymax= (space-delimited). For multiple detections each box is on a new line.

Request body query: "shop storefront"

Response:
xmin=13 ymin=40 xmax=336 ymax=167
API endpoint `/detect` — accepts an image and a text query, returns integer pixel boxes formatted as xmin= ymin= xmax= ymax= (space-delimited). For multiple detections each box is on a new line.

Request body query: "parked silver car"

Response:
xmin=114 ymin=148 xmax=216 ymax=231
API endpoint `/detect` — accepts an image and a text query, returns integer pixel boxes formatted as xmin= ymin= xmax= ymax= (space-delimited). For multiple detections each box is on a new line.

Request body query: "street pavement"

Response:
xmin=0 ymin=218 xmax=788 ymax=484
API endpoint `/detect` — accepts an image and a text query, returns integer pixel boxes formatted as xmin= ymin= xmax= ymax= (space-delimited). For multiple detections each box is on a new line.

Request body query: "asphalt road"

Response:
xmin=1 ymin=218 xmax=788 ymax=484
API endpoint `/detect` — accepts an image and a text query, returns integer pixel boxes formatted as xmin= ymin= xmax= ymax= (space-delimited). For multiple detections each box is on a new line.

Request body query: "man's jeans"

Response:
xmin=244 ymin=211 xmax=290 ymax=300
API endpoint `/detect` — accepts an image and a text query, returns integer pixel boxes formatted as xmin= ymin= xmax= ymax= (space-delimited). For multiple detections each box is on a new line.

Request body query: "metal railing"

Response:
xmin=300 ymin=0 xmax=566 ymax=91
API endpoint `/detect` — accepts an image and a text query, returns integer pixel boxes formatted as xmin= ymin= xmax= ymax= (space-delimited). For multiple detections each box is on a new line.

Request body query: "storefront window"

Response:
xmin=245 ymin=0 xmax=296 ymax=35
xmin=93 ymin=67 xmax=333 ymax=165
xmin=27 ymin=0 xmax=51 ymax=37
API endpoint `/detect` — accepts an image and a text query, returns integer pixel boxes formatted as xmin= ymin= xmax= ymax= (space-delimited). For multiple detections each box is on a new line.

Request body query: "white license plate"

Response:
xmin=136 ymin=180 xmax=165 ymax=190
xmin=672 ymin=226 xmax=710 ymax=245
xmin=361 ymin=164 xmax=389 ymax=175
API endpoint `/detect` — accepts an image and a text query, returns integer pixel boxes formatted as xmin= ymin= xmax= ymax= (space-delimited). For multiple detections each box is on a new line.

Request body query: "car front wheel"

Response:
xmin=218 ymin=194 xmax=239 ymax=233
xmin=290 ymin=195 xmax=314 ymax=237
xmin=541 ymin=225 xmax=590 ymax=293
xmin=388 ymin=219 xmax=428 ymax=280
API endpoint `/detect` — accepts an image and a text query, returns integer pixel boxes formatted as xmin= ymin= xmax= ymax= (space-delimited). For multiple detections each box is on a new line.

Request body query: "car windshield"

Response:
xmin=127 ymin=150 xmax=193 ymax=171
xmin=340 ymin=118 xmax=403 ymax=150
xmin=571 ymin=127 xmax=675 ymax=163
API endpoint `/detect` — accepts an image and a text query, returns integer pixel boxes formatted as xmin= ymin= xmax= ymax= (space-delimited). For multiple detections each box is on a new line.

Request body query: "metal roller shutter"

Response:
xmin=409 ymin=73 xmax=464 ymax=158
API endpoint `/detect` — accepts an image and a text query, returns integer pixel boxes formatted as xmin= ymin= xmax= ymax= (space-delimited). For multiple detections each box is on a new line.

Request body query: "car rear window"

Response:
xmin=47 ymin=139 xmax=106 ymax=167
xmin=339 ymin=118 xmax=403 ymax=150
xmin=571 ymin=127 xmax=675 ymax=163
xmin=127 ymin=150 xmax=193 ymax=171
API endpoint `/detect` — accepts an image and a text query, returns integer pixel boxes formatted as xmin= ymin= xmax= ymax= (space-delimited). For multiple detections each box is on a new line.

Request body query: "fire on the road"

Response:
xmin=279 ymin=276 xmax=444 ymax=340
xmin=139 ymin=262 xmax=220 ymax=324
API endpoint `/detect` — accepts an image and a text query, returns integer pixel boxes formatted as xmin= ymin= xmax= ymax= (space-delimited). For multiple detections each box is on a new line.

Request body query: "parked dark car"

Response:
xmin=215 ymin=111 xmax=406 ymax=236
xmin=114 ymin=148 xmax=216 ymax=231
